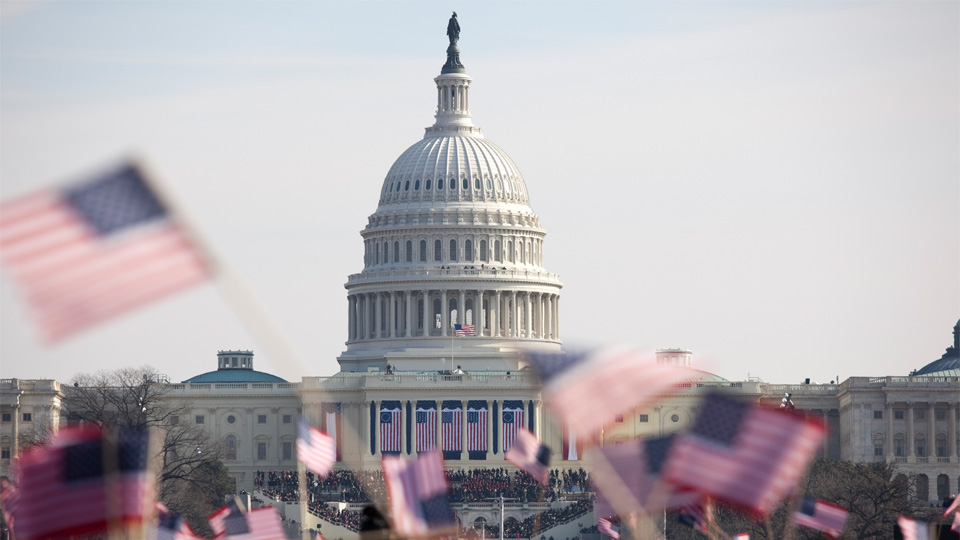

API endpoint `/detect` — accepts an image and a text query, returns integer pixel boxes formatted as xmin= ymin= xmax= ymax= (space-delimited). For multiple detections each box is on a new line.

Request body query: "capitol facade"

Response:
xmin=1 ymin=19 xmax=959 ymax=537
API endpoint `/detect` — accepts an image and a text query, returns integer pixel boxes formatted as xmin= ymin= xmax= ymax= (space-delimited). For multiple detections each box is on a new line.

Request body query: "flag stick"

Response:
xmin=586 ymin=446 xmax=655 ymax=540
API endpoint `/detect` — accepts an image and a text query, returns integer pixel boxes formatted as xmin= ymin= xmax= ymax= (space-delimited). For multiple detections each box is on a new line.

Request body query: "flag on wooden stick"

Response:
xmin=504 ymin=428 xmax=550 ymax=485
xmin=789 ymin=497 xmax=848 ymax=539
xmin=382 ymin=451 xmax=456 ymax=537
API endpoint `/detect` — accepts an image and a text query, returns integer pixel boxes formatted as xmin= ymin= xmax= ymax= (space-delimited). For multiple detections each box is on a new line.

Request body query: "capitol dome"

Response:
xmin=338 ymin=21 xmax=562 ymax=373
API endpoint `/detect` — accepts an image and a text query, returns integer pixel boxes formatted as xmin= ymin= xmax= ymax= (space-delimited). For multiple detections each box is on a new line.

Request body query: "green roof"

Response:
xmin=183 ymin=369 xmax=286 ymax=383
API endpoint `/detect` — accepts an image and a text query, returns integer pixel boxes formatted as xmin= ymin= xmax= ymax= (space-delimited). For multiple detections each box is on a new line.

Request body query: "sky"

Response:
xmin=1 ymin=1 xmax=957 ymax=385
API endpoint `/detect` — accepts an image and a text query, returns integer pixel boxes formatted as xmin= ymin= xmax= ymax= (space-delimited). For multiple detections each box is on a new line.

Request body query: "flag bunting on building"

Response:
xmin=417 ymin=401 xmax=438 ymax=452
xmin=598 ymin=518 xmax=620 ymax=540
xmin=661 ymin=392 xmax=825 ymax=516
xmin=505 ymin=428 xmax=551 ymax=485
xmin=789 ymin=497 xmax=848 ymax=539
xmin=0 ymin=162 xmax=211 ymax=342
xmin=10 ymin=425 xmax=153 ymax=540
xmin=525 ymin=346 xmax=696 ymax=436
xmin=380 ymin=401 xmax=402 ymax=454
xmin=297 ymin=418 xmax=336 ymax=478
xmin=382 ymin=450 xmax=456 ymax=537
xmin=467 ymin=400 xmax=488 ymax=456
xmin=897 ymin=516 xmax=931 ymax=540
xmin=501 ymin=400 xmax=525 ymax=454
xmin=441 ymin=401 xmax=463 ymax=457
xmin=454 ymin=324 xmax=476 ymax=336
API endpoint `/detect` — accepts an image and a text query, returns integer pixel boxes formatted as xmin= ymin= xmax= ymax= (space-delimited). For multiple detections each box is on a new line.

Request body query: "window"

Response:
xmin=1 ymin=447 xmax=9 ymax=460
xmin=394 ymin=241 xmax=400 ymax=263
xmin=283 ymin=415 xmax=292 ymax=424
xmin=414 ymin=180 xmax=420 ymax=191
xmin=376 ymin=244 xmax=380 ymax=265
xmin=894 ymin=410 xmax=904 ymax=420
xmin=420 ymin=240 xmax=427 ymax=262
xmin=465 ymin=240 xmax=473 ymax=261
xmin=936 ymin=410 xmax=946 ymax=420
xmin=508 ymin=241 xmax=514 ymax=262
xmin=227 ymin=415 xmax=236 ymax=424
xmin=396 ymin=181 xmax=401 ymax=192
xmin=894 ymin=435 xmax=904 ymax=456
xmin=874 ymin=437 xmax=884 ymax=456
xmin=638 ymin=414 xmax=649 ymax=423
xmin=226 ymin=435 xmax=237 ymax=460
xmin=874 ymin=410 xmax=883 ymax=420
xmin=462 ymin=178 xmax=468 ymax=190
xmin=434 ymin=240 xmax=442 ymax=261
xmin=383 ymin=242 xmax=389 ymax=263
xmin=258 ymin=415 xmax=267 ymax=424
xmin=449 ymin=239 xmax=457 ymax=261
xmin=480 ymin=240 xmax=487 ymax=261
xmin=1 ymin=413 xmax=10 ymax=422
xmin=915 ymin=436 xmax=926 ymax=457
xmin=171 ymin=415 xmax=180 ymax=425
xmin=936 ymin=435 xmax=947 ymax=457
xmin=915 ymin=410 xmax=925 ymax=420
xmin=486 ymin=179 xmax=492 ymax=190
xmin=282 ymin=441 xmax=293 ymax=461
xmin=671 ymin=414 xmax=680 ymax=423
xmin=196 ymin=415 xmax=205 ymax=424
xmin=916 ymin=474 xmax=929 ymax=502
xmin=474 ymin=178 xmax=481 ymax=190
xmin=938 ymin=474 xmax=950 ymax=500
xmin=494 ymin=240 xmax=502 ymax=262
xmin=406 ymin=241 xmax=413 ymax=263
xmin=426 ymin=179 xmax=432 ymax=190
xmin=614 ymin=414 xmax=623 ymax=423
xmin=438 ymin=178 xmax=444 ymax=190
xmin=257 ymin=442 xmax=267 ymax=460
xmin=22 ymin=413 xmax=31 ymax=422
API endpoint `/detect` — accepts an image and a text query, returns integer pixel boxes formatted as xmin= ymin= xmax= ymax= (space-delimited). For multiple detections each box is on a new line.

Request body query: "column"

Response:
xmin=495 ymin=399 xmax=504 ymax=456
xmin=511 ymin=291 xmax=518 ymax=337
xmin=247 ymin=408 xmax=255 ymax=462
xmin=374 ymin=293 xmax=382 ymax=339
xmin=949 ymin=405 xmax=958 ymax=459
xmin=405 ymin=291 xmax=413 ymax=337
xmin=436 ymin=402 xmax=443 ymax=455
xmin=545 ymin=294 xmax=552 ymax=339
xmin=374 ymin=401 xmax=381 ymax=456
xmin=928 ymin=402 xmax=935 ymax=459
xmin=486 ymin=399 xmax=493 ymax=458
xmin=361 ymin=400 xmax=370 ymax=457
xmin=525 ymin=293 xmax=533 ymax=338
xmin=907 ymin=402 xmax=915 ymax=458
xmin=553 ymin=295 xmax=560 ymax=339
xmin=488 ymin=292 xmax=495 ymax=337
xmin=421 ymin=290 xmax=428 ymax=336
xmin=348 ymin=295 xmax=355 ymax=341
xmin=459 ymin=290 xmax=466 ymax=325
xmin=494 ymin=291 xmax=502 ymax=337
xmin=461 ymin=400 xmax=468 ymax=458
xmin=534 ymin=400 xmax=543 ymax=439
xmin=364 ymin=294 xmax=372 ymax=340
xmin=441 ymin=290 xmax=448 ymax=337
xmin=886 ymin=402 xmax=894 ymax=458
xmin=821 ymin=410 xmax=829 ymax=456
xmin=389 ymin=292 xmax=396 ymax=338
xmin=11 ymin=401 xmax=20 ymax=461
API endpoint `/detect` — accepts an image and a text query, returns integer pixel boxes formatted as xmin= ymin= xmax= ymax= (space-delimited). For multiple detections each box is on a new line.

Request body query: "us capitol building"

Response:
xmin=2 ymin=16 xmax=959 ymax=529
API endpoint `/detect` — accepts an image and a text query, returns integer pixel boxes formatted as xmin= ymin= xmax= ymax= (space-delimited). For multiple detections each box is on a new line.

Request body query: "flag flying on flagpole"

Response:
xmin=382 ymin=450 xmax=456 ymax=537
xmin=789 ymin=497 xmax=848 ymax=539
xmin=662 ymin=392 xmax=824 ymax=516
xmin=296 ymin=418 xmax=336 ymax=477
xmin=897 ymin=516 xmax=930 ymax=540
xmin=454 ymin=324 xmax=476 ymax=336
xmin=597 ymin=518 xmax=620 ymax=540
xmin=0 ymin=161 xmax=211 ymax=342
xmin=525 ymin=346 xmax=695 ymax=436
xmin=504 ymin=429 xmax=551 ymax=485
xmin=11 ymin=425 xmax=153 ymax=540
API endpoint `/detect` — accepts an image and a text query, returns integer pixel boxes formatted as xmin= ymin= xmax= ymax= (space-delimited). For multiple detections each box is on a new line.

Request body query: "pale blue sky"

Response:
xmin=1 ymin=1 xmax=957 ymax=384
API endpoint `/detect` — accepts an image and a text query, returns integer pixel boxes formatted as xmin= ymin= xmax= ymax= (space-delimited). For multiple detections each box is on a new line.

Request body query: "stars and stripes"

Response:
xmin=897 ymin=516 xmax=930 ymax=540
xmin=155 ymin=502 xmax=204 ymax=540
xmin=790 ymin=497 xmax=848 ymax=539
xmin=11 ymin=425 xmax=153 ymax=540
xmin=662 ymin=392 xmax=825 ymax=516
xmin=598 ymin=518 xmax=619 ymax=540
xmin=504 ymin=428 xmax=550 ymax=485
xmin=209 ymin=501 xmax=286 ymax=540
xmin=296 ymin=418 xmax=336 ymax=477
xmin=502 ymin=401 xmax=525 ymax=455
xmin=417 ymin=402 xmax=438 ymax=453
xmin=952 ymin=512 xmax=960 ymax=534
xmin=441 ymin=402 xmax=462 ymax=454
xmin=525 ymin=346 xmax=695 ymax=436
xmin=944 ymin=495 xmax=960 ymax=518
xmin=454 ymin=324 xmax=476 ymax=336
xmin=380 ymin=401 xmax=402 ymax=454
xmin=382 ymin=451 xmax=456 ymax=537
xmin=467 ymin=402 xmax=488 ymax=453
xmin=1 ymin=479 xmax=20 ymax=535
xmin=0 ymin=162 xmax=210 ymax=342
xmin=678 ymin=500 xmax=712 ymax=533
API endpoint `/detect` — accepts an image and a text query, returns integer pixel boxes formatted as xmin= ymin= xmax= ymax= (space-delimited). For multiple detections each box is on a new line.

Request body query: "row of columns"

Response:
xmin=362 ymin=399 xmax=542 ymax=458
xmin=438 ymin=80 xmax=469 ymax=114
xmin=347 ymin=290 xmax=559 ymax=342
xmin=364 ymin=237 xmax=544 ymax=268
xmin=884 ymin=402 xmax=960 ymax=459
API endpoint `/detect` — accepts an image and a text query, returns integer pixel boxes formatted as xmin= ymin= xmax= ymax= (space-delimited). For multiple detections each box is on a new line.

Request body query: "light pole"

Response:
xmin=487 ymin=496 xmax=517 ymax=540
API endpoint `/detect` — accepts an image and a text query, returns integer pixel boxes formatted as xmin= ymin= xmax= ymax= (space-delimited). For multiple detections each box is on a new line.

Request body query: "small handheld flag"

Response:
xmin=297 ymin=418 xmax=336 ymax=477
xmin=504 ymin=428 xmax=550 ymax=485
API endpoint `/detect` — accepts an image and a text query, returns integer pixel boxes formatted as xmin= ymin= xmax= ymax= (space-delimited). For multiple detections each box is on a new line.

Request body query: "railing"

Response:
xmin=937 ymin=457 xmax=951 ymax=463
xmin=165 ymin=382 xmax=299 ymax=392
xmin=346 ymin=267 xmax=562 ymax=284
xmin=916 ymin=457 xmax=929 ymax=463
xmin=895 ymin=457 xmax=907 ymax=463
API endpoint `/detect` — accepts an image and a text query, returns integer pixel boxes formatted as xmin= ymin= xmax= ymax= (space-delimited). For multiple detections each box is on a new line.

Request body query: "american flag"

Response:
xmin=734 ymin=534 xmax=750 ymax=540
xmin=661 ymin=392 xmax=824 ymax=516
xmin=1 ymin=479 xmax=20 ymax=535
xmin=678 ymin=500 xmax=712 ymax=533
xmin=790 ymin=497 xmax=848 ymax=539
xmin=209 ymin=503 xmax=286 ymax=540
xmin=296 ymin=418 xmax=336 ymax=477
xmin=944 ymin=495 xmax=960 ymax=517
xmin=380 ymin=402 xmax=402 ymax=454
xmin=504 ymin=428 xmax=550 ymax=485
xmin=321 ymin=403 xmax=342 ymax=461
xmin=501 ymin=402 xmax=525 ymax=454
xmin=441 ymin=403 xmax=462 ymax=453
xmin=155 ymin=502 xmax=204 ymax=540
xmin=593 ymin=435 xmax=701 ymax=517
xmin=454 ymin=324 xmax=476 ymax=336
xmin=952 ymin=512 xmax=960 ymax=534
xmin=382 ymin=451 xmax=456 ymax=537
xmin=526 ymin=346 xmax=695 ymax=436
xmin=897 ymin=516 xmax=930 ymax=540
xmin=467 ymin=404 xmax=488 ymax=453
xmin=598 ymin=518 xmax=619 ymax=540
xmin=417 ymin=403 xmax=438 ymax=452
xmin=12 ymin=425 xmax=153 ymax=540
xmin=0 ymin=162 xmax=210 ymax=342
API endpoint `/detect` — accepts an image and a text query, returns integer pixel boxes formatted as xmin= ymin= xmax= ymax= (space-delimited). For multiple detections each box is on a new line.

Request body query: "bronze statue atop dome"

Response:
xmin=447 ymin=12 xmax=460 ymax=45
xmin=441 ymin=11 xmax=465 ymax=74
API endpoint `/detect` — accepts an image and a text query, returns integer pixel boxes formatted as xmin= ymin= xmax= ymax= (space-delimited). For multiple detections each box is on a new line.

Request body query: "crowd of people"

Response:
xmin=253 ymin=467 xmax=594 ymax=535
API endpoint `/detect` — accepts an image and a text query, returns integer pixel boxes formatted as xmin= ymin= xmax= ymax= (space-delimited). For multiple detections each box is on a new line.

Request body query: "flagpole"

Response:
xmin=298 ymin=460 xmax=309 ymax=540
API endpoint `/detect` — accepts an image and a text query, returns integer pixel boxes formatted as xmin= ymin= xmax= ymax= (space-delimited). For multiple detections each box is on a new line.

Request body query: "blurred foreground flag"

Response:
xmin=153 ymin=502 xmax=204 ymax=540
xmin=382 ymin=450 xmax=456 ymax=537
xmin=0 ymin=161 xmax=210 ymax=341
xmin=12 ymin=425 xmax=153 ymax=540
xmin=897 ymin=516 xmax=930 ymax=540
xmin=789 ymin=497 xmax=848 ymax=539
xmin=297 ymin=417 xmax=336 ymax=477
xmin=209 ymin=501 xmax=285 ymax=540
xmin=592 ymin=435 xmax=700 ymax=517
xmin=526 ymin=346 xmax=694 ymax=435
xmin=504 ymin=428 xmax=550 ymax=485
xmin=678 ymin=500 xmax=713 ymax=533
xmin=661 ymin=393 xmax=824 ymax=516
xmin=597 ymin=518 xmax=619 ymax=539
xmin=0 ymin=478 xmax=20 ymax=534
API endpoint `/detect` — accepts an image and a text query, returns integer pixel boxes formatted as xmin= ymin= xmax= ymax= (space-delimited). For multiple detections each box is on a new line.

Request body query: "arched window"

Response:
xmin=873 ymin=433 xmax=884 ymax=456
xmin=449 ymin=298 xmax=458 ymax=325
xmin=525 ymin=242 xmax=531 ymax=264
xmin=426 ymin=179 xmax=432 ymax=190
xmin=494 ymin=240 xmax=502 ymax=262
xmin=485 ymin=179 xmax=492 ymax=190
xmin=474 ymin=178 xmax=481 ymax=190
xmin=414 ymin=180 xmax=420 ymax=190
xmin=915 ymin=434 xmax=926 ymax=457
xmin=438 ymin=178 xmax=444 ymax=190
xmin=376 ymin=244 xmax=380 ymax=265
xmin=226 ymin=435 xmax=237 ymax=461
xmin=508 ymin=240 xmax=514 ymax=263
xmin=383 ymin=242 xmax=389 ymax=264
xmin=916 ymin=474 xmax=929 ymax=502
xmin=394 ymin=241 xmax=400 ymax=263
xmin=406 ymin=240 xmax=413 ymax=262
xmin=894 ymin=434 xmax=905 ymax=457
xmin=465 ymin=299 xmax=473 ymax=325
xmin=434 ymin=240 xmax=442 ymax=261
xmin=480 ymin=240 xmax=487 ymax=261
xmin=936 ymin=434 xmax=947 ymax=457
xmin=449 ymin=239 xmax=458 ymax=261
xmin=420 ymin=240 xmax=427 ymax=262
xmin=396 ymin=181 xmax=402 ymax=192
xmin=433 ymin=298 xmax=442 ymax=332
xmin=417 ymin=299 xmax=424 ymax=331
xmin=465 ymin=240 xmax=474 ymax=261
xmin=404 ymin=181 xmax=410 ymax=191
xmin=462 ymin=178 xmax=469 ymax=190
xmin=389 ymin=183 xmax=394 ymax=192
xmin=937 ymin=474 xmax=950 ymax=500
